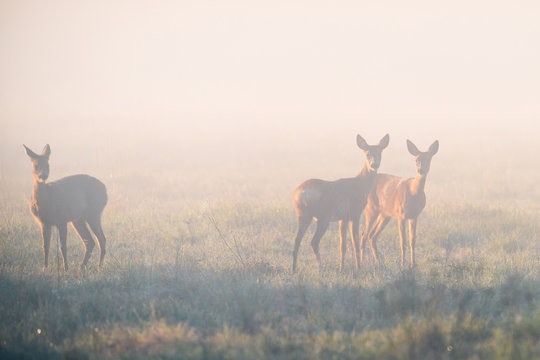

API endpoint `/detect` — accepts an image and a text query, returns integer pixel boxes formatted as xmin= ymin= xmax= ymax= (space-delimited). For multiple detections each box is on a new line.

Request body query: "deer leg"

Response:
xmin=397 ymin=218 xmax=406 ymax=267
xmin=349 ymin=219 xmax=360 ymax=271
xmin=368 ymin=214 xmax=390 ymax=264
xmin=409 ymin=218 xmax=417 ymax=267
xmin=292 ymin=215 xmax=312 ymax=272
xmin=41 ymin=224 xmax=51 ymax=269
xmin=72 ymin=219 xmax=95 ymax=270
xmin=339 ymin=220 xmax=348 ymax=272
xmin=361 ymin=211 xmax=378 ymax=264
xmin=87 ymin=215 xmax=107 ymax=268
xmin=57 ymin=223 xmax=68 ymax=271
xmin=311 ymin=218 xmax=329 ymax=272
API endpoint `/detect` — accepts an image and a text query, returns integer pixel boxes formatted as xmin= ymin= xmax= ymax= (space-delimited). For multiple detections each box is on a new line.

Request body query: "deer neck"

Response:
xmin=32 ymin=179 xmax=50 ymax=211
xmin=410 ymin=173 xmax=427 ymax=196
xmin=357 ymin=164 xmax=376 ymax=179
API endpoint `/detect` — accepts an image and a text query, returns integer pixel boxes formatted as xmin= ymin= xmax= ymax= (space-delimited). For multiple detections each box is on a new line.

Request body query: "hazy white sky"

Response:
xmin=1 ymin=0 xmax=539 ymax=154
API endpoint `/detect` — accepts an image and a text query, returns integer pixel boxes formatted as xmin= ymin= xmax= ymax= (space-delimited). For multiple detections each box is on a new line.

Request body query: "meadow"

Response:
xmin=0 ymin=135 xmax=539 ymax=359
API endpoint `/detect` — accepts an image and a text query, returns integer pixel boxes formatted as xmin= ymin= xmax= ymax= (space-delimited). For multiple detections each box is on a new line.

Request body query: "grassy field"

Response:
xmin=1 ymin=144 xmax=539 ymax=360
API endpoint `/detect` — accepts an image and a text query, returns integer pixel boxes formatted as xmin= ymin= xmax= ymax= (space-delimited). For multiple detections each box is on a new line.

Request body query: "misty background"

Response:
xmin=1 ymin=1 xmax=539 ymax=207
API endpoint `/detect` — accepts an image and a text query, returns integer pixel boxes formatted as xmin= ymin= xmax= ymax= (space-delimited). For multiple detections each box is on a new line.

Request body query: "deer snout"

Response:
xmin=37 ymin=171 xmax=49 ymax=181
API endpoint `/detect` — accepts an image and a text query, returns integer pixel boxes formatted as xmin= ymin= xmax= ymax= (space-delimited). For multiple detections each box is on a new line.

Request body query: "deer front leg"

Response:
xmin=409 ymin=218 xmax=417 ymax=267
xmin=41 ymin=224 xmax=51 ymax=269
xmin=368 ymin=214 xmax=390 ymax=265
xmin=398 ymin=218 xmax=406 ymax=267
xmin=339 ymin=220 xmax=348 ymax=272
xmin=361 ymin=210 xmax=377 ymax=265
xmin=349 ymin=219 xmax=360 ymax=271
xmin=57 ymin=223 xmax=68 ymax=271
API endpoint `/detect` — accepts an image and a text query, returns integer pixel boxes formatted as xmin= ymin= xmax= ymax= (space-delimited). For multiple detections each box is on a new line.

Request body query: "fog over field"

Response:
xmin=1 ymin=1 xmax=539 ymax=198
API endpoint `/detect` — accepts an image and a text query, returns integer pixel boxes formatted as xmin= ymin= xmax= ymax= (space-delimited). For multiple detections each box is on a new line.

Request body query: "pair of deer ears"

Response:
xmin=356 ymin=134 xmax=390 ymax=150
xmin=407 ymin=140 xmax=439 ymax=156
xmin=23 ymin=144 xmax=51 ymax=159
xmin=356 ymin=135 xmax=439 ymax=156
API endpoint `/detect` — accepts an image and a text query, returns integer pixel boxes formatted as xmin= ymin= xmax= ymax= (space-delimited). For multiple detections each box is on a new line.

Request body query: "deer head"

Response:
xmin=23 ymin=144 xmax=51 ymax=182
xmin=357 ymin=134 xmax=390 ymax=172
xmin=406 ymin=140 xmax=439 ymax=176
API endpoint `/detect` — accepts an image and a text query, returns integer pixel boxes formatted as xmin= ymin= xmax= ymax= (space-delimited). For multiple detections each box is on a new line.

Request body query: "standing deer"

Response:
xmin=24 ymin=144 xmax=108 ymax=271
xmin=361 ymin=139 xmax=439 ymax=267
xmin=292 ymin=134 xmax=389 ymax=272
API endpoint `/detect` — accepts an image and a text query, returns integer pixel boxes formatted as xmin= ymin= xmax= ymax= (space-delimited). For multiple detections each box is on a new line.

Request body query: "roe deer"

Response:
xmin=292 ymin=134 xmax=389 ymax=272
xmin=24 ymin=144 xmax=108 ymax=271
xmin=361 ymin=139 xmax=439 ymax=267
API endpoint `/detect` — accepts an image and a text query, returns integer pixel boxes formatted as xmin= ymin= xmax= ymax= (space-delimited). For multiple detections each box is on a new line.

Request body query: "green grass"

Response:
xmin=0 ymin=171 xmax=539 ymax=359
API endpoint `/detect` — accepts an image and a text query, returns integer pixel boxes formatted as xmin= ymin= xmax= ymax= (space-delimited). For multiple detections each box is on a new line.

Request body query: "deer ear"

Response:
xmin=356 ymin=134 xmax=369 ymax=150
xmin=428 ymin=140 xmax=439 ymax=156
xmin=42 ymin=144 xmax=51 ymax=158
xmin=407 ymin=140 xmax=420 ymax=156
xmin=378 ymin=134 xmax=389 ymax=149
xmin=23 ymin=144 xmax=39 ymax=159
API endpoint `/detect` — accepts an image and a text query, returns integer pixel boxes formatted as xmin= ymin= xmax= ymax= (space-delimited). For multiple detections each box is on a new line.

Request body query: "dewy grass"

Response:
xmin=1 ymin=166 xmax=539 ymax=359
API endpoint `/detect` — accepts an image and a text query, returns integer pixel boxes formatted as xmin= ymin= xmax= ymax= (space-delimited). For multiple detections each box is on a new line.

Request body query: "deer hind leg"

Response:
xmin=368 ymin=214 xmax=390 ymax=264
xmin=311 ymin=218 xmax=329 ymax=272
xmin=408 ymin=218 xmax=417 ymax=267
xmin=397 ymin=218 xmax=407 ymax=267
xmin=57 ymin=223 xmax=69 ymax=271
xmin=87 ymin=214 xmax=107 ymax=267
xmin=292 ymin=214 xmax=312 ymax=272
xmin=41 ymin=224 xmax=51 ymax=269
xmin=339 ymin=220 xmax=348 ymax=272
xmin=72 ymin=219 xmax=95 ymax=269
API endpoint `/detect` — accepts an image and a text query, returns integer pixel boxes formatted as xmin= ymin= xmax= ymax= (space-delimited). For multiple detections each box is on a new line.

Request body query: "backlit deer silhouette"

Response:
xmin=361 ymin=139 xmax=439 ymax=267
xmin=292 ymin=134 xmax=389 ymax=272
xmin=24 ymin=144 xmax=108 ymax=271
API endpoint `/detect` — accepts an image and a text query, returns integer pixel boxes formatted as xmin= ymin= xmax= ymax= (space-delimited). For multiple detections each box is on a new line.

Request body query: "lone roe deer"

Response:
xmin=24 ymin=144 xmax=108 ymax=271
xmin=361 ymin=139 xmax=439 ymax=267
xmin=292 ymin=134 xmax=389 ymax=272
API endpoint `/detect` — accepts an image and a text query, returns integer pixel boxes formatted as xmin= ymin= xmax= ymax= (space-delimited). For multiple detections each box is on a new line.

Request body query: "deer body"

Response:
xmin=294 ymin=173 xmax=374 ymax=222
xmin=369 ymin=174 xmax=426 ymax=220
xmin=361 ymin=140 xmax=438 ymax=267
xmin=24 ymin=144 xmax=108 ymax=271
xmin=292 ymin=134 xmax=389 ymax=272
xmin=31 ymin=175 xmax=107 ymax=226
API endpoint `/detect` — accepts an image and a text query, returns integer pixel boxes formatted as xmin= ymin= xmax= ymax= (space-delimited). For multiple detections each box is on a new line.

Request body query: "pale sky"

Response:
xmin=1 ymin=0 xmax=539 ymax=161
